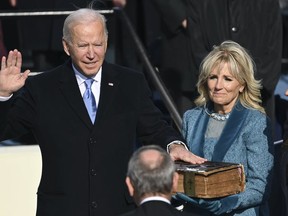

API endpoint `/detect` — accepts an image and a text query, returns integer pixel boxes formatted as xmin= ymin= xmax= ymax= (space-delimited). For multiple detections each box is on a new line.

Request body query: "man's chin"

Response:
xmin=81 ymin=68 xmax=100 ymax=77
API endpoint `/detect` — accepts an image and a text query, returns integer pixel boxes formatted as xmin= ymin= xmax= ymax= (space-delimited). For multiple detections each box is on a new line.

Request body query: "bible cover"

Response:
xmin=174 ymin=161 xmax=245 ymax=198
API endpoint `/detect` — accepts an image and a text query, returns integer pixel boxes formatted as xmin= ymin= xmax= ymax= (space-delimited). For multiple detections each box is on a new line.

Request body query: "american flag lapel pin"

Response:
xmin=108 ymin=82 xmax=114 ymax=86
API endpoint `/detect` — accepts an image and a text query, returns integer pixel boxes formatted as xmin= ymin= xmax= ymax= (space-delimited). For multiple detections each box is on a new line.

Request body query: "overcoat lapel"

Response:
xmin=188 ymin=102 xmax=249 ymax=160
xmin=189 ymin=109 xmax=209 ymax=157
xmin=93 ymin=62 xmax=119 ymax=129
xmin=58 ymin=61 xmax=93 ymax=128
xmin=212 ymin=102 xmax=249 ymax=161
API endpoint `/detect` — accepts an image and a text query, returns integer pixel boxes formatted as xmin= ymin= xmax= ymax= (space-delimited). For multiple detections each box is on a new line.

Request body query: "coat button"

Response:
xmin=91 ymin=169 xmax=97 ymax=176
xmin=89 ymin=138 xmax=96 ymax=145
xmin=91 ymin=201 xmax=98 ymax=208
xmin=231 ymin=27 xmax=238 ymax=32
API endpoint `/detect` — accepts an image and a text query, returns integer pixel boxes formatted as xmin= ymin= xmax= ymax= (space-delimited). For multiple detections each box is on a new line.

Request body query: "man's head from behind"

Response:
xmin=126 ymin=145 xmax=178 ymax=205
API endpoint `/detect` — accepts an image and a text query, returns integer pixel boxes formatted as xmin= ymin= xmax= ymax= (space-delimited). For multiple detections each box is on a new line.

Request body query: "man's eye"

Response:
xmin=94 ymin=44 xmax=103 ymax=47
xmin=78 ymin=44 xmax=87 ymax=48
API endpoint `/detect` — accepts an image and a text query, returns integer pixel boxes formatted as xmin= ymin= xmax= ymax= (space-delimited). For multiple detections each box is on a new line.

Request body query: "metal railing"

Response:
xmin=0 ymin=10 xmax=113 ymax=18
xmin=114 ymin=8 xmax=182 ymax=131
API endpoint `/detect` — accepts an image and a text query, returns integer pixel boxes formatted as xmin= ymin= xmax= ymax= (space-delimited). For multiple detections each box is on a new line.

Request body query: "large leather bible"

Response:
xmin=174 ymin=161 xmax=245 ymax=198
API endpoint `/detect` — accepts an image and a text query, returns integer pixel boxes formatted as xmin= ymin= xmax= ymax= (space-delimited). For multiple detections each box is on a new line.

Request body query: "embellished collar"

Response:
xmin=204 ymin=103 xmax=230 ymax=121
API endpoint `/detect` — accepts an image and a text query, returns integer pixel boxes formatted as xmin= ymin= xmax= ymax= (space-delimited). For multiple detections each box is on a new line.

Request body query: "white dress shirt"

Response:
xmin=73 ymin=64 xmax=101 ymax=108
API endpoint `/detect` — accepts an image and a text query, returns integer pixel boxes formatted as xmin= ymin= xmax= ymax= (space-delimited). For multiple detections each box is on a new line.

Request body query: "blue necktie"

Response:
xmin=83 ymin=79 xmax=97 ymax=123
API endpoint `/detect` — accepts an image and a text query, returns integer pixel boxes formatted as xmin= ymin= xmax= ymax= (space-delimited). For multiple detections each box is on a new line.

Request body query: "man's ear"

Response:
xmin=172 ymin=172 xmax=179 ymax=192
xmin=125 ymin=177 xmax=134 ymax=197
xmin=62 ymin=39 xmax=70 ymax=56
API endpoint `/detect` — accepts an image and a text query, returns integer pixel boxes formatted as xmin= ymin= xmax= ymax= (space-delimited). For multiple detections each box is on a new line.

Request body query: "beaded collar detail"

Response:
xmin=204 ymin=104 xmax=230 ymax=121
xmin=209 ymin=112 xmax=230 ymax=121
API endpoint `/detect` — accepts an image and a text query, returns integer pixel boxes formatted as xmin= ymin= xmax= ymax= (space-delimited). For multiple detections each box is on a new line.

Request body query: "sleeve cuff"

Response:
xmin=167 ymin=141 xmax=188 ymax=153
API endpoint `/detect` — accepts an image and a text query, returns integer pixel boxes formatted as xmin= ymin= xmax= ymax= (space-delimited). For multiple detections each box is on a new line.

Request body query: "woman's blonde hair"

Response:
xmin=195 ymin=40 xmax=265 ymax=113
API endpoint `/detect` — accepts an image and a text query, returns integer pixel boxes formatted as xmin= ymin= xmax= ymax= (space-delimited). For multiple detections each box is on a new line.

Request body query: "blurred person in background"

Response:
xmin=150 ymin=0 xmax=282 ymax=124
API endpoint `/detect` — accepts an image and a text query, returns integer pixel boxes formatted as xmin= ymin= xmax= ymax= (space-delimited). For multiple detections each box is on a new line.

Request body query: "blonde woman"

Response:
xmin=176 ymin=41 xmax=274 ymax=216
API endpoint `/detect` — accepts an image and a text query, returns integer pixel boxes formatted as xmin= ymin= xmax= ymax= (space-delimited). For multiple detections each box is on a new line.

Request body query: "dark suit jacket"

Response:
xmin=119 ymin=200 xmax=190 ymax=216
xmin=0 ymin=60 xmax=184 ymax=216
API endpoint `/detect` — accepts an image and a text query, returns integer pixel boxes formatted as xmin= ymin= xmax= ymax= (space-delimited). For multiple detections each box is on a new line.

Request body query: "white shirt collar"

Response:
xmin=140 ymin=196 xmax=171 ymax=205
xmin=72 ymin=64 xmax=102 ymax=85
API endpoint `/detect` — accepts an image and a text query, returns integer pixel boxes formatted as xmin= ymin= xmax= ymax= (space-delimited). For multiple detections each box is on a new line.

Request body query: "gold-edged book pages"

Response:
xmin=174 ymin=161 xmax=245 ymax=198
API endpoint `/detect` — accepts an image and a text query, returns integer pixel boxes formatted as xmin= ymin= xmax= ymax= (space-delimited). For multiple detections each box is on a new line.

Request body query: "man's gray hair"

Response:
xmin=127 ymin=145 xmax=176 ymax=198
xmin=62 ymin=7 xmax=108 ymax=43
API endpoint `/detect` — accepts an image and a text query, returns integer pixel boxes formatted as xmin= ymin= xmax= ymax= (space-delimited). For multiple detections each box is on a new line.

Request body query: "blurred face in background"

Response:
xmin=63 ymin=20 xmax=107 ymax=77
